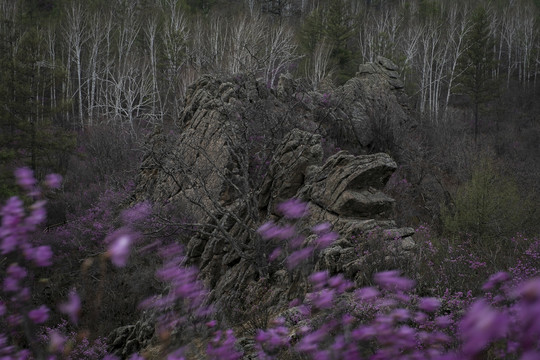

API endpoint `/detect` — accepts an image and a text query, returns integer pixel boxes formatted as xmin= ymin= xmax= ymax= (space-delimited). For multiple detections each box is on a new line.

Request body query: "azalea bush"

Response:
xmin=2 ymin=169 xmax=540 ymax=359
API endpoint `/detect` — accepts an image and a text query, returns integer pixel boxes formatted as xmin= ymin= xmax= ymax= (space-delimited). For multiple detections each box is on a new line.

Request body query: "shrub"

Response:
xmin=442 ymin=157 xmax=531 ymax=244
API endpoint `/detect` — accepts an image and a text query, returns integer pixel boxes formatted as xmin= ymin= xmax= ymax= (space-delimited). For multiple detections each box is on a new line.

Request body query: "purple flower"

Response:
xmin=4 ymin=264 xmax=27 ymax=292
xmin=0 ymin=301 xmax=5 ymax=316
xmin=257 ymin=222 xmax=295 ymax=240
xmin=328 ymin=274 xmax=352 ymax=293
xmin=276 ymin=199 xmax=309 ymax=219
xmin=286 ymin=247 xmax=313 ymax=269
xmin=33 ymin=246 xmax=53 ymax=267
xmin=312 ymin=222 xmax=332 ymax=234
xmin=355 ymin=287 xmax=380 ymax=302
xmin=45 ymin=174 xmax=62 ymax=189
xmin=121 ymin=202 xmax=152 ymax=225
xmin=207 ymin=329 xmax=243 ymax=360
xmin=418 ymin=297 xmax=441 ymax=313
xmin=255 ymin=326 xmax=290 ymax=351
xmin=14 ymin=167 xmax=36 ymax=190
xmin=268 ymin=247 xmax=282 ymax=262
xmin=1 ymin=196 xmax=24 ymax=228
xmin=308 ymin=289 xmax=335 ymax=309
xmin=26 ymin=201 xmax=47 ymax=227
xmin=48 ymin=331 xmax=66 ymax=353
xmin=296 ymin=328 xmax=327 ymax=353
xmin=391 ymin=308 xmax=410 ymax=322
xmin=108 ymin=234 xmax=132 ymax=267
xmin=435 ymin=315 xmax=453 ymax=328
xmin=374 ymin=271 xmax=415 ymax=292
xmin=59 ymin=290 xmax=81 ymax=324
xmin=309 ymin=271 xmax=329 ymax=289
xmin=206 ymin=320 xmax=217 ymax=328
xmin=28 ymin=305 xmax=49 ymax=324
xmin=459 ymin=300 xmax=508 ymax=355
xmin=413 ymin=311 xmax=428 ymax=324
xmin=315 ymin=232 xmax=338 ymax=249
xmin=482 ymin=271 xmax=511 ymax=291
xmin=1 ymin=235 xmax=18 ymax=254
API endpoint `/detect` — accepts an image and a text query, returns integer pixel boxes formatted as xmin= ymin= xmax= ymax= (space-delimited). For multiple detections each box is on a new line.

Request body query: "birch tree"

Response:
xmin=64 ymin=2 xmax=87 ymax=126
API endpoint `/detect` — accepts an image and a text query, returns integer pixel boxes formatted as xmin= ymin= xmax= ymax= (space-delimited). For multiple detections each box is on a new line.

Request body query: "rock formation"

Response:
xmin=110 ymin=57 xmax=416 ymax=358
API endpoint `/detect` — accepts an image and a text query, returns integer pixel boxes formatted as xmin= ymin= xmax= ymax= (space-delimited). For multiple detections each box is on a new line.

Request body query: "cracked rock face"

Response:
xmin=113 ymin=59 xmax=416 ymax=358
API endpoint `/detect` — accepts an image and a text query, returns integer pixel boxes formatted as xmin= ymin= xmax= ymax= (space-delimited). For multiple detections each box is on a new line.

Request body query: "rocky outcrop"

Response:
xmin=108 ymin=316 xmax=154 ymax=359
xmin=115 ymin=58 xmax=415 ymax=358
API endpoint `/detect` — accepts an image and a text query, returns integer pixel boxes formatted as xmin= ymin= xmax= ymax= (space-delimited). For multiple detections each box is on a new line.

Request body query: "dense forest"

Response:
xmin=1 ymin=0 xmax=540 ymax=359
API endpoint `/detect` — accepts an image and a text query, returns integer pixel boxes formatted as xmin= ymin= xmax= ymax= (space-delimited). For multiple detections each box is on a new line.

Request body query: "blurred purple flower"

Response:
xmin=28 ymin=305 xmax=49 ymax=324
xmin=108 ymin=234 xmax=132 ymax=267
xmin=255 ymin=326 xmax=290 ymax=352
xmin=276 ymin=199 xmax=309 ymax=219
xmin=435 ymin=315 xmax=453 ymax=329
xmin=521 ymin=351 xmax=540 ymax=360
xmin=268 ymin=247 xmax=282 ymax=262
xmin=206 ymin=320 xmax=217 ymax=328
xmin=418 ymin=297 xmax=441 ymax=313
xmin=459 ymin=300 xmax=508 ymax=356
xmin=296 ymin=328 xmax=327 ymax=353
xmin=121 ymin=202 xmax=152 ymax=225
xmin=6 ymin=264 xmax=27 ymax=287
xmin=33 ymin=246 xmax=53 ymax=267
xmin=482 ymin=271 xmax=511 ymax=291
xmin=1 ymin=196 xmax=24 ymax=228
xmin=414 ymin=311 xmax=428 ymax=324
xmin=315 ymin=232 xmax=338 ymax=249
xmin=355 ymin=287 xmax=380 ymax=302
xmin=257 ymin=222 xmax=295 ymax=240
xmin=312 ymin=222 xmax=331 ymax=234
xmin=45 ymin=174 xmax=62 ymax=189
xmin=48 ymin=331 xmax=66 ymax=353
xmin=1 ymin=235 xmax=18 ymax=255
xmin=309 ymin=271 xmax=329 ymax=289
xmin=286 ymin=247 xmax=313 ymax=269
xmin=328 ymin=274 xmax=353 ymax=293
xmin=374 ymin=271 xmax=415 ymax=292
xmin=308 ymin=289 xmax=335 ymax=309
xmin=26 ymin=201 xmax=47 ymax=227
xmin=59 ymin=290 xmax=81 ymax=324
xmin=207 ymin=329 xmax=243 ymax=360
xmin=14 ymin=167 xmax=36 ymax=190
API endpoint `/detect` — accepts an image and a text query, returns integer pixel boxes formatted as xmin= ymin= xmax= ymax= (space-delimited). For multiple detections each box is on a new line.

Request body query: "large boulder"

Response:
xmin=115 ymin=60 xmax=415 ymax=358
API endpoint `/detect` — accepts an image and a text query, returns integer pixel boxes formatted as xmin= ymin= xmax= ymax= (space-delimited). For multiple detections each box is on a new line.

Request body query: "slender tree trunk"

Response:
xmin=474 ymin=102 xmax=479 ymax=144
